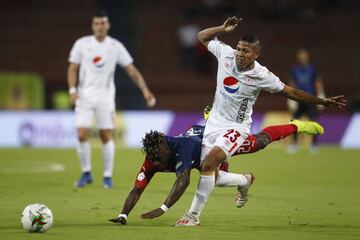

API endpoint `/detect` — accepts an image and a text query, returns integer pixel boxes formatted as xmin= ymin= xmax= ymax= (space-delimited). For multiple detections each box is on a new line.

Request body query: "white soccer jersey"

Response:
xmin=206 ymin=39 xmax=285 ymax=134
xmin=69 ymin=35 xmax=133 ymax=102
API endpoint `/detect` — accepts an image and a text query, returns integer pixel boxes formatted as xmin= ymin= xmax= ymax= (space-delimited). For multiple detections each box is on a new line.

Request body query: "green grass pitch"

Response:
xmin=0 ymin=146 xmax=359 ymax=240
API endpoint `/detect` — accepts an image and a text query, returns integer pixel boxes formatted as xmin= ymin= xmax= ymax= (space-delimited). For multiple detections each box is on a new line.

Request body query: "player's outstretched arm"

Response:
xmin=121 ymin=187 xmax=144 ymax=217
xmin=109 ymin=186 xmax=144 ymax=225
xmin=140 ymin=169 xmax=191 ymax=220
xmin=124 ymin=64 xmax=156 ymax=108
xmin=109 ymin=157 xmax=155 ymax=225
xmin=198 ymin=16 xmax=242 ymax=47
xmin=281 ymin=85 xmax=346 ymax=108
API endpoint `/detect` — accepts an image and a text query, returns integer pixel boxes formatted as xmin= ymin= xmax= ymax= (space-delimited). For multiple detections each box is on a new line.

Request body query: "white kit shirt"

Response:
xmin=206 ymin=39 xmax=285 ymax=134
xmin=69 ymin=35 xmax=133 ymax=103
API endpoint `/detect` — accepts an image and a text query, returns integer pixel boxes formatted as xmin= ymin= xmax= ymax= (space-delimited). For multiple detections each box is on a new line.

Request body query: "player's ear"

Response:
xmin=253 ymin=44 xmax=261 ymax=59
xmin=253 ymin=49 xmax=260 ymax=60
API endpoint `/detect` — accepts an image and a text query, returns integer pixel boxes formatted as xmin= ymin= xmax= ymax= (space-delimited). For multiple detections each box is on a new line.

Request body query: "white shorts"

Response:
xmin=200 ymin=126 xmax=248 ymax=163
xmin=75 ymin=99 xmax=115 ymax=129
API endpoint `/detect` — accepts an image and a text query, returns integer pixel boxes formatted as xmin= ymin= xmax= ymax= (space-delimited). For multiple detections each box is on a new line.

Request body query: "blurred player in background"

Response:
xmin=287 ymin=48 xmax=326 ymax=153
xmin=109 ymin=114 xmax=324 ymax=225
xmin=173 ymin=16 xmax=345 ymax=226
xmin=67 ymin=11 xmax=156 ymax=188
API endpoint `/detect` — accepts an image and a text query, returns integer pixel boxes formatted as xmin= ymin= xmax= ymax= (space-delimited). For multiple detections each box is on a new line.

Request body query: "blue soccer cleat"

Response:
xmin=74 ymin=172 xmax=93 ymax=188
xmin=103 ymin=177 xmax=113 ymax=189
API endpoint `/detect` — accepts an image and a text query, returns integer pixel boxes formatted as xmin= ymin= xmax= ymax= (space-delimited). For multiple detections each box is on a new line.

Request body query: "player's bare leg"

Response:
xmin=75 ymin=128 xmax=93 ymax=188
xmin=100 ymin=129 xmax=115 ymax=188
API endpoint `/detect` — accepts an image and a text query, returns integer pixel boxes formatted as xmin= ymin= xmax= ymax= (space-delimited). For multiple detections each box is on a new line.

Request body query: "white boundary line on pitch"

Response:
xmin=0 ymin=162 xmax=66 ymax=173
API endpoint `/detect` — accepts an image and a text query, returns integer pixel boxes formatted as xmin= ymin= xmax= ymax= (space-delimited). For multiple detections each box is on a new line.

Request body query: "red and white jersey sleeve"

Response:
xmin=255 ymin=67 xmax=284 ymax=93
xmin=134 ymin=157 xmax=157 ymax=189
xmin=69 ymin=39 xmax=82 ymax=64
xmin=207 ymin=38 xmax=233 ymax=59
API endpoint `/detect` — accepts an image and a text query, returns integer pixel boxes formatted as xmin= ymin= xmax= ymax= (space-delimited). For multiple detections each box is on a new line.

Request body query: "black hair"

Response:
xmin=94 ymin=10 xmax=108 ymax=18
xmin=240 ymin=34 xmax=261 ymax=52
xmin=141 ymin=130 xmax=166 ymax=161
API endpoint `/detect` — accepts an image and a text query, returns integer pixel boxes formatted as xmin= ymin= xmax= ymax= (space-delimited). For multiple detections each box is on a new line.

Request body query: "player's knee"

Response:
xmin=256 ymin=133 xmax=271 ymax=149
xmin=201 ymin=146 xmax=226 ymax=172
xmin=201 ymin=160 xmax=217 ymax=172
xmin=78 ymin=136 xmax=88 ymax=142
xmin=201 ymin=156 xmax=223 ymax=172
xmin=100 ymin=130 xmax=112 ymax=143
xmin=77 ymin=130 xmax=89 ymax=142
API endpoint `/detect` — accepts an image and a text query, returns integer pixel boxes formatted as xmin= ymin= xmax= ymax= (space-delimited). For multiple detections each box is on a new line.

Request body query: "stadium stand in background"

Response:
xmin=0 ymin=72 xmax=44 ymax=110
xmin=0 ymin=0 xmax=359 ymax=111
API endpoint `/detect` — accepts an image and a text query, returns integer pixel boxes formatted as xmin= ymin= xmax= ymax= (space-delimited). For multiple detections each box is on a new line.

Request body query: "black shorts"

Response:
xmin=293 ymin=103 xmax=317 ymax=120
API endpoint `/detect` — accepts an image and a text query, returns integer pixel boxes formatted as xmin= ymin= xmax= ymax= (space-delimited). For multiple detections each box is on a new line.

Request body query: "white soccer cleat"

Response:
xmin=235 ymin=173 xmax=255 ymax=208
xmin=174 ymin=212 xmax=200 ymax=227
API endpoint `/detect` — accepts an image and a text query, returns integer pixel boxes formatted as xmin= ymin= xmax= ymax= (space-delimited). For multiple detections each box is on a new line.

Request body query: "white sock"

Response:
xmin=103 ymin=140 xmax=115 ymax=177
xmin=215 ymin=170 xmax=248 ymax=187
xmin=77 ymin=141 xmax=91 ymax=172
xmin=189 ymin=174 xmax=215 ymax=216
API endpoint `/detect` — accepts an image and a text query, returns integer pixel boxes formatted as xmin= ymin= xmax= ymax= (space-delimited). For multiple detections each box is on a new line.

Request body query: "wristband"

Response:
xmin=118 ymin=213 xmax=127 ymax=219
xmin=69 ymin=87 xmax=77 ymax=95
xmin=160 ymin=204 xmax=169 ymax=212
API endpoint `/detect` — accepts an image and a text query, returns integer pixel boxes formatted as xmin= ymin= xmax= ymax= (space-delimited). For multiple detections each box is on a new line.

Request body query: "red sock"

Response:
xmin=261 ymin=124 xmax=297 ymax=142
xmin=219 ymin=162 xmax=229 ymax=172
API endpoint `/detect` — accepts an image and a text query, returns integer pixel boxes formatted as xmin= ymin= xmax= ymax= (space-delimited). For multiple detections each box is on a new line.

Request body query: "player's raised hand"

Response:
xmin=222 ymin=16 xmax=242 ymax=32
xmin=140 ymin=208 xmax=165 ymax=220
xmin=322 ymin=95 xmax=347 ymax=108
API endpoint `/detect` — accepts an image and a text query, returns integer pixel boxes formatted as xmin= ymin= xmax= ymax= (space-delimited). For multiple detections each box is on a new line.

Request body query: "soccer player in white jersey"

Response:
xmin=67 ymin=11 xmax=156 ymax=189
xmin=170 ymin=16 xmax=346 ymax=226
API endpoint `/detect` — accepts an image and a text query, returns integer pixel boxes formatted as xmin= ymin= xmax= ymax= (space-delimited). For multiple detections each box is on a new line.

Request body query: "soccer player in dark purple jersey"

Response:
xmin=109 ymin=118 xmax=324 ymax=225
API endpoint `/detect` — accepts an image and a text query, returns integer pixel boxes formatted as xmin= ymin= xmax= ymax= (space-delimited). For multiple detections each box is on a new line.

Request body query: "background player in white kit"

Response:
xmin=67 ymin=11 xmax=156 ymax=188
xmin=170 ymin=16 xmax=346 ymax=225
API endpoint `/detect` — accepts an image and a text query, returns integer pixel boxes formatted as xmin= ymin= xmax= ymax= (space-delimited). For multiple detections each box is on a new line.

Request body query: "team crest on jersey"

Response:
xmin=137 ymin=172 xmax=145 ymax=181
xmin=223 ymin=76 xmax=239 ymax=93
xmin=92 ymin=56 xmax=105 ymax=68
xmin=185 ymin=127 xmax=202 ymax=136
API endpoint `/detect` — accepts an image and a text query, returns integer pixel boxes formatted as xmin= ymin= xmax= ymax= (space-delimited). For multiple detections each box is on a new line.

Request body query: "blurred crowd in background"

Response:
xmin=0 ymin=0 xmax=359 ymax=112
